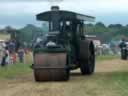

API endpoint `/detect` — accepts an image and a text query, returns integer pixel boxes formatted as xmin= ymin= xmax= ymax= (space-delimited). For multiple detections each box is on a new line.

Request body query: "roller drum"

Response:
xmin=33 ymin=53 xmax=69 ymax=81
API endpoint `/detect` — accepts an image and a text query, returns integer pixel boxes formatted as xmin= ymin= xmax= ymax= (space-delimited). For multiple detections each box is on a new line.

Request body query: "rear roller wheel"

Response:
xmin=80 ymin=40 xmax=95 ymax=75
xmin=80 ymin=54 xmax=95 ymax=75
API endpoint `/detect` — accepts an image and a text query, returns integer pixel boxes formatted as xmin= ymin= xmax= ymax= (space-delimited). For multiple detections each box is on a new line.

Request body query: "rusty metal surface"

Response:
xmin=34 ymin=68 xmax=68 ymax=81
xmin=33 ymin=53 xmax=68 ymax=81
xmin=34 ymin=53 xmax=66 ymax=67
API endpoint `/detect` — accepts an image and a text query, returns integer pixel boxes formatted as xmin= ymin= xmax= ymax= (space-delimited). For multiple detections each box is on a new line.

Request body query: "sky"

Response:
xmin=0 ymin=0 xmax=128 ymax=28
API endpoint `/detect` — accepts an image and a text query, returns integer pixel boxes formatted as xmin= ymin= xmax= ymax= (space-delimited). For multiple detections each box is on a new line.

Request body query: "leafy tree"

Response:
xmin=19 ymin=24 xmax=44 ymax=43
xmin=94 ymin=22 xmax=108 ymax=33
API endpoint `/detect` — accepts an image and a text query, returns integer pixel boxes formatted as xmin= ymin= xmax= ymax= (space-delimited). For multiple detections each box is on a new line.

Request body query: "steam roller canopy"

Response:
xmin=33 ymin=53 xmax=69 ymax=81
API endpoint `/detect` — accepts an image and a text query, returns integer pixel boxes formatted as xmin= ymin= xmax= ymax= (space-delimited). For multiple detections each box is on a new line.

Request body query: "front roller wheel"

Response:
xmin=34 ymin=68 xmax=70 ymax=81
xmin=33 ymin=53 xmax=70 ymax=81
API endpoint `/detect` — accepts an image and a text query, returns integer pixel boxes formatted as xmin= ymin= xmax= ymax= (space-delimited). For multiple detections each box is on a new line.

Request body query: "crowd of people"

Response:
xmin=0 ymin=40 xmax=25 ymax=67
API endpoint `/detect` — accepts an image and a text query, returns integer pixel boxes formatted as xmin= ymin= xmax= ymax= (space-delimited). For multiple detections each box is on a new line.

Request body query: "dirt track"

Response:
xmin=0 ymin=59 xmax=128 ymax=96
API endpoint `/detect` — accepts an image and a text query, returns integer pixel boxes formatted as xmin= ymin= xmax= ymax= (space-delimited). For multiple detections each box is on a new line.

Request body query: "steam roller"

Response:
xmin=32 ymin=6 xmax=96 ymax=81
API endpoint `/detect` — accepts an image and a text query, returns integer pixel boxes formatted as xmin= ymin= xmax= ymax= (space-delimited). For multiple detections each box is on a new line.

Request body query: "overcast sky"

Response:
xmin=0 ymin=0 xmax=128 ymax=28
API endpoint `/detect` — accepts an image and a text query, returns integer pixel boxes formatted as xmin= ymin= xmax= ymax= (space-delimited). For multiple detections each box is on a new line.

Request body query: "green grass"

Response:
xmin=93 ymin=72 xmax=128 ymax=96
xmin=0 ymin=55 xmax=121 ymax=80
xmin=0 ymin=63 xmax=32 ymax=79
xmin=0 ymin=52 xmax=33 ymax=79
xmin=0 ymin=34 xmax=10 ymax=40
xmin=96 ymin=55 xmax=120 ymax=61
xmin=0 ymin=55 xmax=128 ymax=96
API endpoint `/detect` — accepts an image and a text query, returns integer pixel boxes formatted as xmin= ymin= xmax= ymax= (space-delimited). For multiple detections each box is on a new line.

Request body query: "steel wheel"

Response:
xmin=80 ymin=51 xmax=95 ymax=75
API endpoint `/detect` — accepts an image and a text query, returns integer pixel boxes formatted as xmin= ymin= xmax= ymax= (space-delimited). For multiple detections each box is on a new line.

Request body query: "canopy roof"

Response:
xmin=36 ymin=10 xmax=95 ymax=22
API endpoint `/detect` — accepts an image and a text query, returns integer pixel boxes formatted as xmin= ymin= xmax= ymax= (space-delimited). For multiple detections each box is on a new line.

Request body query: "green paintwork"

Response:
xmin=33 ymin=48 xmax=67 ymax=54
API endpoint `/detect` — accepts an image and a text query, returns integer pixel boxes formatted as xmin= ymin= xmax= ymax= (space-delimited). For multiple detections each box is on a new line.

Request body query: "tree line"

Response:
xmin=85 ymin=22 xmax=128 ymax=43
xmin=0 ymin=22 xmax=128 ymax=44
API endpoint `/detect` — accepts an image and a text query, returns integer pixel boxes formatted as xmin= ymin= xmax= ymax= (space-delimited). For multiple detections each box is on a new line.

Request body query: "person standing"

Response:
xmin=0 ymin=42 xmax=4 ymax=65
xmin=17 ymin=47 xmax=24 ymax=63
xmin=1 ymin=47 xmax=9 ymax=66
xmin=119 ymin=39 xmax=127 ymax=60
xmin=8 ymin=41 xmax=15 ymax=54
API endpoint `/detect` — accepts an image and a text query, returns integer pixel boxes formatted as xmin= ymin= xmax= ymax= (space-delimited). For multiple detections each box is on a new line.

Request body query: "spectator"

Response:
xmin=5 ymin=47 xmax=10 ymax=64
xmin=119 ymin=39 xmax=127 ymax=48
xmin=8 ymin=41 xmax=15 ymax=54
xmin=0 ymin=42 xmax=5 ymax=65
xmin=1 ymin=47 xmax=8 ymax=66
xmin=11 ymin=53 xmax=16 ymax=64
xmin=18 ymin=47 xmax=24 ymax=63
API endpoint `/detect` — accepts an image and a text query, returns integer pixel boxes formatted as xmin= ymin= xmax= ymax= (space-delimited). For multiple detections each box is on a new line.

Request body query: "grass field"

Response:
xmin=96 ymin=55 xmax=119 ymax=61
xmin=0 ymin=52 xmax=33 ymax=79
xmin=0 ymin=63 xmax=31 ymax=79
xmin=0 ymin=55 xmax=128 ymax=96
xmin=0 ymin=55 xmax=119 ymax=79
xmin=0 ymin=34 xmax=10 ymax=40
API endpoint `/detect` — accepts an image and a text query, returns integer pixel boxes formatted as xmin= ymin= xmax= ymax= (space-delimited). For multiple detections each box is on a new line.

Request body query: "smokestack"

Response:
xmin=51 ymin=6 xmax=60 ymax=11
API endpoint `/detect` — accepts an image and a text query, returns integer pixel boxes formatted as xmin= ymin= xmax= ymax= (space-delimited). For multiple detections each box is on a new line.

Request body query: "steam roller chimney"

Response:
xmin=51 ymin=6 xmax=60 ymax=11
